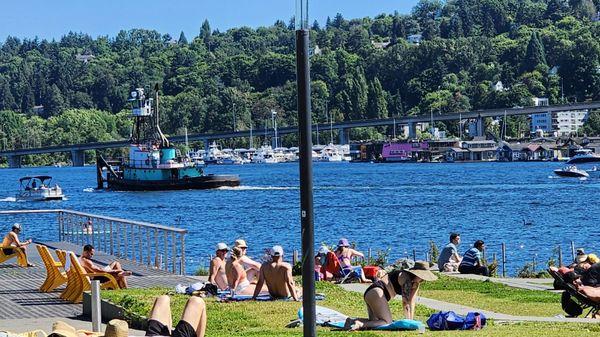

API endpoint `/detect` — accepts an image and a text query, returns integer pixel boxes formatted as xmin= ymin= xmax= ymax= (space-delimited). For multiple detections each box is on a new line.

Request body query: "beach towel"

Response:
xmin=219 ymin=293 xmax=326 ymax=302
xmin=298 ymin=305 xmax=423 ymax=331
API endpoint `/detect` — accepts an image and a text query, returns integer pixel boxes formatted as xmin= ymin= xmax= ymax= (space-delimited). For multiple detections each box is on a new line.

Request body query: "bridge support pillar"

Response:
xmin=337 ymin=128 xmax=349 ymax=145
xmin=204 ymin=139 xmax=210 ymax=154
xmin=7 ymin=155 xmax=21 ymax=168
xmin=71 ymin=150 xmax=85 ymax=167
xmin=408 ymin=122 xmax=417 ymax=139
xmin=476 ymin=116 xmax=485 ymax=137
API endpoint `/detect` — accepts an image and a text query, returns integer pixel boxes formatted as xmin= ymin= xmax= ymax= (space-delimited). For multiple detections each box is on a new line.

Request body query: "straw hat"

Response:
xmin=49 ymin=321 xmax=77 ymax=337
xmin=587 ymin=253 xmax=599 ymax=264
xmin=404 ymin=261 xmax=438 ymax=282
xmin=103 ymin=319 xmax=128 ymax=337
xmin=234 ymin=239 xmax=248 ymax=248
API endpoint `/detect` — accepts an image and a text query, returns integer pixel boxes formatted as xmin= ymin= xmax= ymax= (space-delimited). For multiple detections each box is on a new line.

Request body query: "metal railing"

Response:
xmin=0 ymin=209 xmax=187 ymax=275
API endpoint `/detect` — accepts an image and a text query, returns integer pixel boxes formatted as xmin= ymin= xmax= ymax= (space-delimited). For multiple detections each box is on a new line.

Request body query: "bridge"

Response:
xmin=2 ymin=101 xmax=600 ymax=168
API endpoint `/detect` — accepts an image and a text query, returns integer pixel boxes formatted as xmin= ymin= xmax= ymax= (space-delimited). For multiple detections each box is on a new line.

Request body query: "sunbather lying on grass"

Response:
xmin=146 ymin=295 xmax=207 ymax=337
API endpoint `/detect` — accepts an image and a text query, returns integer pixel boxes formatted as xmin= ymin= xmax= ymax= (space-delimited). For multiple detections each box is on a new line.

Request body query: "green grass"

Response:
xmin=419 ymin=275 xmax=563 ymax=317
xmin=101 ymin=281 xmax=600 ymax=336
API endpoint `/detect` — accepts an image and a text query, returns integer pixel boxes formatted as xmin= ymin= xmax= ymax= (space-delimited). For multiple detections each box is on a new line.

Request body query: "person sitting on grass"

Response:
xmin=438 ymin=233 xmax=462 ymax=272
xmin=252 ymin=245 xmax=300 ymax=301
xmin=344 ymin=261 xmax=437 ymax=330
xmin=208 ymin=242 xmax=229 ymax=291
xmin=315 ymin=246 xmax=334 ymax=281
xmin=146 ymin=295 xmax=207 ymax=337
xmin=79 ymin=244 xmax=131 ymax=288
xmin=458 ymin=240 xmax=489 ymax=276
xmin=233 ymin=239 xmax=262 ymax=282
xmin=2 ymin=223 xmax=35 ymax=267
xmin=335 ymin=238 xmax=370 ymax=283
xmin=226 ymin=246 xmax=257 ymax=295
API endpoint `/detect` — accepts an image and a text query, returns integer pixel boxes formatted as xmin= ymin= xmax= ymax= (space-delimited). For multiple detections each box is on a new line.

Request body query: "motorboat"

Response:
xmin=16 ymin=176 xmax=65 ymax=201
xmin=554 ymin=165 xmax=589 ymax=178
xmin=567 ymin=149 xmax=600 ymax=164
xmin=319 ymin=144 xmax=344 ymax=162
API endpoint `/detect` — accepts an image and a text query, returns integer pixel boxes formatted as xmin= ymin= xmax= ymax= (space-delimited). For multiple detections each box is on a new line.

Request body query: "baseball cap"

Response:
xmin=215 ymin=242 xmax=229 ymax=251
xmin=318 ymin=246 xmax=329 ymax=255
xmin=12 ymin=223 xmax=22 ymax=231
xmin=234 ymin=239 xmax=248 ymax=248
xmin=271 ymin=245 xmax=284 ymax=256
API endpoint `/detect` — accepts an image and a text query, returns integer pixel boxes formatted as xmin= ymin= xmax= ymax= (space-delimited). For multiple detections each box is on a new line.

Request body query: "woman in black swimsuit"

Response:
xmin=345 ymin=261 xmax=437 ymax=331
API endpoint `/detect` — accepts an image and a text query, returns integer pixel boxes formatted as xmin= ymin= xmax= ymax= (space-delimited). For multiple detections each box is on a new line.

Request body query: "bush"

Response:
xmin=195 ymin=267 xmax=209 ymax=276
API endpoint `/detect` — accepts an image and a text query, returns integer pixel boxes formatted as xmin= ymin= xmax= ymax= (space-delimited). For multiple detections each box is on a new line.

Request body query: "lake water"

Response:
xmin=1 ymin=161 xmax=598 ymax=276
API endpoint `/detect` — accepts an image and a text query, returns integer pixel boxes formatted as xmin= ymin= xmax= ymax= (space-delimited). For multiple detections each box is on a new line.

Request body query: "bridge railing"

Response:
xmin=0 ymin=209 xmax=187 ymax=275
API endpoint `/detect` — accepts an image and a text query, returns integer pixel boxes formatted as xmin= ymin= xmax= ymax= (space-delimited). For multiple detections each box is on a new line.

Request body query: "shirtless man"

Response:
xmin=1 ymin=223 xmax=34 ymax=267
xmin=79 ymin=244 xmax=131 ymax=288
xmin=233 ymin=239 xmax=261 ymax=282
xmin=252 ymin=245 xmax=299 ymax=301
xmin=208 ymin=243 xmax=229 ymax=291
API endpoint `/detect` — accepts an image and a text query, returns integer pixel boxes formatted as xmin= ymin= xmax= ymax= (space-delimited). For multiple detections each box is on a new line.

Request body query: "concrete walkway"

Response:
xmin=442 ymin=272 xmax=556 ymax=291
xmin=339 ymin=283 xmax=598 ymax=323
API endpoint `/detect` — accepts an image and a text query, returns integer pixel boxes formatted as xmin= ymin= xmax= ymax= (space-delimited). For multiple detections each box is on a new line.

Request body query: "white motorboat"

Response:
xmin=567 ymin=149 xmax=600 ymax=164
xmin=554 ymin=165 xmax=589 ymax=178
xmin=16 ymin=176 xmax=65 ymax=201
xmin=319 ymin=144 xmax=344 ymax=162
xmin=252 ymin=146 xmax=283 ymax=164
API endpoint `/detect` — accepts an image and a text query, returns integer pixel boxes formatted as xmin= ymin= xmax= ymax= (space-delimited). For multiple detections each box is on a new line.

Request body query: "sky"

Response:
xmin=0 ymin=0 xmax=419 ymax=41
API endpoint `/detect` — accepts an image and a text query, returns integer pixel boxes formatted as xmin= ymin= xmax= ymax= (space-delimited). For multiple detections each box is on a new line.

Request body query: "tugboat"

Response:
xmin=16 ymin=176 xmax=65 ymax=201
xmin=96 ymin=87 xmax=240 ymax=191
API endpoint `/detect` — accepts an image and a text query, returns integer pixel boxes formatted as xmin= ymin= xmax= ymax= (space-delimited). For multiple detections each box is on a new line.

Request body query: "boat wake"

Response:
xmin=217 ymin=186 xmax=297 ymax=191
xmin=0 ymin=197 xmax=16 ymax=202
xmin=83 ymin=187 xmax=95 ymax=192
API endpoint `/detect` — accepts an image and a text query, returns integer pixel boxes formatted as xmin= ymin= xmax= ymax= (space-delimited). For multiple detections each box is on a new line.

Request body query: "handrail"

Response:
xmin=0 ymin=209 xmax=187 ymax=274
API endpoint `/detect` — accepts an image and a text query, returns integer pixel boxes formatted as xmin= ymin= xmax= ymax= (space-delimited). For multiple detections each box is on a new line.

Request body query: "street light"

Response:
xmin=271 ymin=109 xmax=278 ymax=148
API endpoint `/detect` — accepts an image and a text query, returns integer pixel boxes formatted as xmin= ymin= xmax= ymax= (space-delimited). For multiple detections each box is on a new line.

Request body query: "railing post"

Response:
xmin=570 ymin=241 xmax=576 ymax=263
xmin=109 ymin=221 xmax=114 ymax=256
xmin=57 ymin=212 xmax=63 ymax=241
xmin=164 ymin=231 xmax=168 ymax=271
xmin=154 ymin=228 xmax=159 ymax=268
xmin=131 ymin=225 xmax=136 ymax=262
xmin=180 ymin=233 xmax=185 ymax=275
xmin=368 ymin=248 xmax=372 ymax=263
xmin=501 ymin=243 xmax=506 ymax=278
xmin=171 ymin=232 xmax=176 ymax=273
xmin=116 ymin=222 xmax=121 ymax=258
xmin=293 ymin=250 xmax=299 ymax=266
xmin=558 ymin=245 xmax=563 ymax=267
xmin=147 ymin=228 xmax=151 ymax=267
xmin=412 ymin=249 xmax=417 ymax=262
xmin=91 ymin=280 xmax=102 ymax=332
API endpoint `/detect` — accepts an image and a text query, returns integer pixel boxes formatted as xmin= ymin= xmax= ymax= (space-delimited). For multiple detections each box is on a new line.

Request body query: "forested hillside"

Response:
xmin=1 ymin=0 xmax=599 ymax=153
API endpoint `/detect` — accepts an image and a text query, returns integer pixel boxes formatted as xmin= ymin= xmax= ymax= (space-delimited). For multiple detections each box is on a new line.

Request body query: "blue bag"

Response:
xmin=426 ymin=311 xmax=486 ymax=330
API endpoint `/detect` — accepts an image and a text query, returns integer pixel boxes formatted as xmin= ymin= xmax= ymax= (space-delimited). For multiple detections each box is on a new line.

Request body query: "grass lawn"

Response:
xmin=419 ymin=275 xmax=563 ymax=317
xmin=101 ymin=281 xmax=600 ymax=336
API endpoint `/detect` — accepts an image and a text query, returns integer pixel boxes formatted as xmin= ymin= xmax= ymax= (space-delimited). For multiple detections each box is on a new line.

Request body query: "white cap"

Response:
xmin=216 ymin=242 xmax=229 ymax=251
xmin=318 ymin=246 xmax=329 ymax=255
xmin=271 ymin=245 xmax=284 ymax=256
xmin=12 ymin=223 xmax=21 ymax=231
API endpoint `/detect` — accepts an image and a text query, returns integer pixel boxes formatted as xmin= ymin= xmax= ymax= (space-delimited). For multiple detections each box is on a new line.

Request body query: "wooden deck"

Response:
xmin=0 ymin=241 xmax=200 ymax=320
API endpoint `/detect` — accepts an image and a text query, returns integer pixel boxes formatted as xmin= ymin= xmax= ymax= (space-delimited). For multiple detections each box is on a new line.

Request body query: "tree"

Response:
xmin=200 ymin=19 xmax=212 ymax=48
xmin=521 ymin=31 xmax=547 ymax=74
xmin=178 ymin=31 xmax=188 ymax=45
xmin=0 ymin=77 xmax=17 ymax=111
xmin=367 ymin=78 xmax=388 ymax=119
xmin=44 ymin=84 xmax=65 ymax=117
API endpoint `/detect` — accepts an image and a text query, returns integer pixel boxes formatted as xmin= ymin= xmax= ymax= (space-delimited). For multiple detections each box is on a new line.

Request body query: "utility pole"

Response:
xmin=271 ymin=109 xmax=278 ymax=148
xmin=295 ymin=0 xmax=316 ymax=335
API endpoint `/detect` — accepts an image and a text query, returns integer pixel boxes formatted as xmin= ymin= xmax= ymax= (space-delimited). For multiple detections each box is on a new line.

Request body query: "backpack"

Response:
xmin=561 ymin=291 xmax=583 ymax=317
xmin=426 ymin=311 xmax=486 ymax=331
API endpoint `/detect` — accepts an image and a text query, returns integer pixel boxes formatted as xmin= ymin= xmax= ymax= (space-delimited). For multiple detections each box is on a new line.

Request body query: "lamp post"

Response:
xmin=295 ymin=0 xmax=316 ymax=336
xmin=271 ymin=109 xmax=278 ymax=148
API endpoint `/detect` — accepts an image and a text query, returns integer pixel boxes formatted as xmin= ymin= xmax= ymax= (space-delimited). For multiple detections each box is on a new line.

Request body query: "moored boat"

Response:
xmin=567 ymin=149 xmax=600 ymax=164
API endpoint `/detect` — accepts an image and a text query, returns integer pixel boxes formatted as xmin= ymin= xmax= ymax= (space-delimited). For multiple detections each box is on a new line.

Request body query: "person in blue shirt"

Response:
xmin=458 ymin=240 xmax=489 ymax=276
xmin=437 ymin=233 xmax=462 ymax=272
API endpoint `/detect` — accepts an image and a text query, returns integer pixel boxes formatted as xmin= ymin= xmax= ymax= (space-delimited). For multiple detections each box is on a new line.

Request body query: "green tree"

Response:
xmin=521 ymin=31 xmax=547 ymax=74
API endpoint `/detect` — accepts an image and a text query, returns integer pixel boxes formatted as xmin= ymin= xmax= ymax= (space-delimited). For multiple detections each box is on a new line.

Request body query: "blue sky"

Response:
xmin=0 ymin=0 xmax=419 ymax=41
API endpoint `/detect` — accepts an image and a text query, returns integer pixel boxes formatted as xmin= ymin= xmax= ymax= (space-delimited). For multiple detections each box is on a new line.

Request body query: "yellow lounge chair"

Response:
xmin=0 ymin=245 xmax=27 ymax=267
xmin=36 ymin=245 xmax=67 ymax=292
xmin=56 ymin=250 xmax=82 ymax=302
xmin=65 ymin=251 xmax=120 ymax=303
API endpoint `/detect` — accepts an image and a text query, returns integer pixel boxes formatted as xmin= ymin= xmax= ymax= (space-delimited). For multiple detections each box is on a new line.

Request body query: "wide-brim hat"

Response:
xmin=48 ymin=321 xmax=77 ymax=337
xmin=337 ymin=238 xmax=350 ymax=247
xmin=103 ymin=319 xmax=128 ymax=337
xmin=405 ymin=261 xmax=438 ymax=282
xmin=234 ymin=239 xmax=248 ymax=248
xmin=587 ymin=253 xmax=599 ymax=264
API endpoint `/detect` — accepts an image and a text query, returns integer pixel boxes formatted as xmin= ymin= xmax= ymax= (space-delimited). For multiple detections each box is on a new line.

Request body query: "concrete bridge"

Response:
xmin=2 ymin=101 xmax=599 ymax=168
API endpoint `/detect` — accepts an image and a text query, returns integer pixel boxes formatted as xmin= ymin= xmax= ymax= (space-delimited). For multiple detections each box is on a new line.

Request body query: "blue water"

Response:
xmin=1 ymin=162 xmax=598 ymax=276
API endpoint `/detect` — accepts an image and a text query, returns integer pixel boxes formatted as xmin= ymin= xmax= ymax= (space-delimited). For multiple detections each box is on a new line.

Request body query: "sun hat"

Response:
xmin=234 ymin=239 xmax=248 ymax=248
xmin=48 ymin=321 xmax=77 ymax=337
xmin=215 ymin=242 xmax=229 ymax=251
xmin=103 ymin=319 xmax=129 ymax=337
xmin=404 ymin=261 xmax=438 ymax=282
xmin=271 ymin=245 xmax=284 ymax=256
xmin=587 ymin=253 xmax=599 ymax=264
xmin=337 ymin=238 xmax=350 ymax=247
xmin=576 ymin=248 xmax=585 ymax=256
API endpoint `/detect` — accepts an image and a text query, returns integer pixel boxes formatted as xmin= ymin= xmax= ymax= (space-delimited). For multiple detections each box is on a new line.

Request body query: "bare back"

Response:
xmin=209 ymin=257 xmax=228 ymax=290
xmin=2 ymin=232 xmax=17 ymax=247
xmin=226 ymin=259 xmax=247 ymax=289
xmin=261 ymin=261 xmax=294 ymax=298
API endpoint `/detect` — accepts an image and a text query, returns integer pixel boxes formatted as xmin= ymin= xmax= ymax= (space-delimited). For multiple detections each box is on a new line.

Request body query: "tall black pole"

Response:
xmin=296 ymin=28 xmax=316 ymax=337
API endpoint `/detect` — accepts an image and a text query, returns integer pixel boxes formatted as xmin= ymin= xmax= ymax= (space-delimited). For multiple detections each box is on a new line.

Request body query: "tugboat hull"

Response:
xmin=106 ymin=174 xmax=241 ymax=191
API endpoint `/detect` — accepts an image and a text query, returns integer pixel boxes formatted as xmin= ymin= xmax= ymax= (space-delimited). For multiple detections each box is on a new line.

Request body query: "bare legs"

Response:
xmin=108 ymin=261 xmax=131 ymax=288
xmin=344 ymin=287 xmax=392 ymax=331
xmin=149 ymin=295 xmax=207 ymax=337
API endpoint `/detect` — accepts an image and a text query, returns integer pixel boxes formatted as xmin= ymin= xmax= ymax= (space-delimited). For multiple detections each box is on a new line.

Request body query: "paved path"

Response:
xmin=339 ymin=283 xmax=598 ymax=323
xmin=442 ymin=272 xmax=556 ymax=291
xmin=0 ymin=241 xmax=202 ymax=332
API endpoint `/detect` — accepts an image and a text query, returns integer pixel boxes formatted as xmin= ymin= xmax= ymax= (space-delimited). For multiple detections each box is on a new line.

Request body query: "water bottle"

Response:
xmin=418 ymin=324 xmax=426 ymax=334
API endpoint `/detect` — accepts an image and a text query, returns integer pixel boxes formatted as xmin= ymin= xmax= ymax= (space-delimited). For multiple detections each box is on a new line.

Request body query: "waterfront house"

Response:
xmin=461 ymin=138 xmax=498 ymax=161
xmin=381 ymin=141 xmax=429 ymax=162
xmin=497 ymin=142 xmax=526 ymax=161
xmin=524 ymin=144 xmax=554 ymax=161
xmin=446 ymin=147 xmax=469 ymax=162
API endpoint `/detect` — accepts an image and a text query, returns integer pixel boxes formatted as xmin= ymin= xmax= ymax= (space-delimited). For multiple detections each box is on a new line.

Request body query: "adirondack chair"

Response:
xmin=65 ymin=251 xmax=120 ymax=303
xmin=36 ymin=245 xmax=67 ymax=292
xmin=0 ymin=245 xmax=27 ymax=267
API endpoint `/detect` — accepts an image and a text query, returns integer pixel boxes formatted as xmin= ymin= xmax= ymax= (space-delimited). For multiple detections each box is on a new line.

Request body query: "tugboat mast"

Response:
xmin=129 ymin=86 xmax=169 ymax=148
